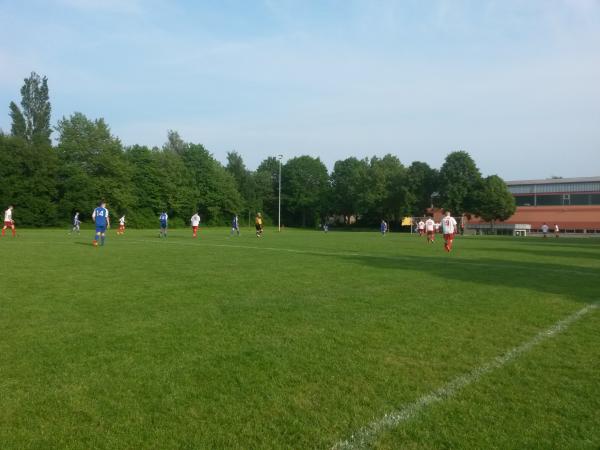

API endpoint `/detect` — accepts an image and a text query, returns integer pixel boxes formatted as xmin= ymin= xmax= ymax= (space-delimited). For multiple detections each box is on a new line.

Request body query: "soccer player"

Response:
xmin=2 ymin=205 xmax=16 ymax=237
xmin=116 ymin=215 xmax=126 ymax=235
xmin=70 ymin=212 xmax=81 ymax=235
xmin=417 ymin=219 xmax=425 ymax=236
xmin=554 ymin=224 xmax=560 ymax=238
xmin=230 ymin=214 xmax=240 ymax=236
xmin=191 ymin=212 xmax=201 ymax=238
xmin=541 ymin=223 xmax=549 ymax=238
xmin=442 ymin=211 xmax=458 ymax=252
xmin=255 ymin=213 xmax=263 ymax=237
xmin=92 ymin=202 xmax=110 ymax=246
xmin=425 ymin=216 xmax=435 ymax=243
xmin=380 ymin=219 xmax=387 ymax=236
xmin=159 ymin=211 xmax=168 ymax=238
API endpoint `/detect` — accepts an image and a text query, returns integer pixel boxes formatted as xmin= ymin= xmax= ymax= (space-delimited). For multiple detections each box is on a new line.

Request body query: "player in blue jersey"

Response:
xmin=92 ymin=202 xmax=110 ymax=246
xmin=230 ymin=214 xmax=240 ymax=236
xmin=159 ymin=211 xmax=168 ymax=238
xmin=380 ymin=219 xmax=388 ymax=236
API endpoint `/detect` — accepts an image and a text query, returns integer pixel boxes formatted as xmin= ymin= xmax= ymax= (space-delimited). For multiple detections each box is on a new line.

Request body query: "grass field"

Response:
xmin=1 ymin=227 xmax=599 ymax=449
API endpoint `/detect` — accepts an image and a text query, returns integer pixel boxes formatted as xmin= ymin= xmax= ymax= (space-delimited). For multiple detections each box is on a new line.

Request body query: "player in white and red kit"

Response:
xmin=425 ymin=217 xmax=435 ymax=243
xmin=117 ymin=215 xmax=126 ymax=235
xmin=442 ymin=211 xmax=458 ymax=252
xmin=417 ymin=219 xmax=425 ymax=236
xmin=2 ymin=206 xmax=16 ymax=237
xmin=191 ymin=213 xmax=201 ymax=238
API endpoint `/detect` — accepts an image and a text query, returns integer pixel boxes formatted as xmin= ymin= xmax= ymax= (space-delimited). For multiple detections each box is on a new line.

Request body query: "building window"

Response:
xmin=536 ymin=195 xmax=563 ymax=206
xmin=571 ymin=194 xmax=591 ymax=205
xmin=515 ymin=195 xmax=535 ymax=206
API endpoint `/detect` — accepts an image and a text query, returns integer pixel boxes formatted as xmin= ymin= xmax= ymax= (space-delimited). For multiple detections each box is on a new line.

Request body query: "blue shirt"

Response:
xmin=93 ymin=207 xmax=108 ymax=226
xmin=160 ymin=213 xmax=168 ymax=224
xmin=232 ymin=216 xmax=238 ymax=228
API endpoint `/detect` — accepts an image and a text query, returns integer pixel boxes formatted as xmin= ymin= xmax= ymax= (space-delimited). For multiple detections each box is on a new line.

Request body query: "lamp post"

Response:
xmin=278 ymin=154 xmax=283 ymax=232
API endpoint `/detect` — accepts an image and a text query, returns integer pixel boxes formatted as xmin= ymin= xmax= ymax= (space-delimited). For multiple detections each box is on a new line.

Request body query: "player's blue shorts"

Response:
xmin=160 ymin=221 xmax=167 ymax=229
xmin=96 ymin=225 xmax=106 ymax=233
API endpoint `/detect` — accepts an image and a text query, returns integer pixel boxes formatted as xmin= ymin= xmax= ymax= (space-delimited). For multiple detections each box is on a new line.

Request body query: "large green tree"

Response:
xmin=0 ymin=134 xmax=59 ymax=226
xmin=254 ymin=156 xmax=281 ymax=222
xmin=226 ymin=151 xmax=254 ymax=213
xmin=366 ymin=154 xmax=409 ymax=224
xmin=282 ymin=156 xmax=330 ymax=227
xmin=438 ymin=151 xmax=482 ymax=216
xmin=3 ymin=72 xmax=57 ymax=226
xmin=473 ymin=175 xmax=516 ymax=225
xmin=163 ymin=129 xmax=188 ymax=155
xmin=181 ymin=143 xmax=242 ymax=225
xmin=406 ymin=161 xmax=439 ymax=215
xmin=55 ymin=113 xmax=134 ymax=223
xmin=9 ymin=72 xmax=52 ymax=147
xmin=330 ymin=157 xmax=369 ymax=222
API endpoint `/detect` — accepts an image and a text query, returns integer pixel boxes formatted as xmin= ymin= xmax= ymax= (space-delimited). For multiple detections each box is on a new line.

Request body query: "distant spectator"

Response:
xmin=541 ymin=223 xmax=549 ymax=238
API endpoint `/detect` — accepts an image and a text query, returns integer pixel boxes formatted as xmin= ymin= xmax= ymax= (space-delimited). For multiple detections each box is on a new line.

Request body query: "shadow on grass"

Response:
xmin=331 ymin=252 xmax=600 ymax=305
xmin=73 ymin=241 xmax=95 ymax=247
xmin=479 ymin=236 xmax=600 ymax=249
xmin=473 ymin=246 xmax=600 ymax=261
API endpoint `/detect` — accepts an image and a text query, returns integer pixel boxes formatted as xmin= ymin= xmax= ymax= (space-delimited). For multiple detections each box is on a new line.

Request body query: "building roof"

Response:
xmin=506 ymin=176 xmax=600 ymax=186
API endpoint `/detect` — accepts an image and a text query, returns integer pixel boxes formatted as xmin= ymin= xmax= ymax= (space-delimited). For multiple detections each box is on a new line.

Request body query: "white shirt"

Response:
xmin=119 ymin=216 xmax=126 ymax=225
xmin=4 ymin=208 xmax=12 ymax=222
xmin=191 ymin=214 xmax=201 ymax=227
xmin=442 ymin=216 xmax=457 ymax=234
xmin=425 ymin=219 xmax=435 ymax=232
xmin=418 ymin=221 xmax=425 ymax=230
xmin=542 ymin=224 xmax=549 ymax=233
xmin=554 ymin=224 xmax=559 ymax=232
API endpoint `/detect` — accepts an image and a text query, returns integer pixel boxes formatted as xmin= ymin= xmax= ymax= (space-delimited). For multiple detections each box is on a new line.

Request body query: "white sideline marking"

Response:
xmin=130 ymin=239 xmax=599 ymax=277
xmin=331 ymin=302 xmax=598 ymax=450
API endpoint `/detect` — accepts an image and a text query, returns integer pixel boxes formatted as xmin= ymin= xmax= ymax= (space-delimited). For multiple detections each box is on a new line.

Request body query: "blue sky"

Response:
xmin=0 ymin=0 xmax=599 ymax=179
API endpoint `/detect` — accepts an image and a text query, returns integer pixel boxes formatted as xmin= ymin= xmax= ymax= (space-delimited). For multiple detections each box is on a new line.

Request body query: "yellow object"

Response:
xmin=401 ymin=217 xmax=412 ymax=226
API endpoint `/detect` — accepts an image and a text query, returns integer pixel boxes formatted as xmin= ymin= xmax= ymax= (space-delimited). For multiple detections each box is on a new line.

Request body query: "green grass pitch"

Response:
xmin=1 ymin=228 xmax=599 ymax=449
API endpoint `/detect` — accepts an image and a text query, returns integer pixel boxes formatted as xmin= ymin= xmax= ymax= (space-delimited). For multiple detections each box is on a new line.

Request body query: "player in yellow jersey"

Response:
xmin=255 ymin=212 xmax=264 ymax=237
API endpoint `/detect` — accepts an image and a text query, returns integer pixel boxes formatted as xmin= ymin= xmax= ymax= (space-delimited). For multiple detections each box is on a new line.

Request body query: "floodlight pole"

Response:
xmin=278 ymin=154 xmax=283 ymax=232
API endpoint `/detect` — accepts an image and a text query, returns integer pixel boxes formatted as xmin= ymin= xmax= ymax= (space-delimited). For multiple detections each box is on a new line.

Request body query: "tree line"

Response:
xmin=0 ymin=72 xmax=516 ymax=228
